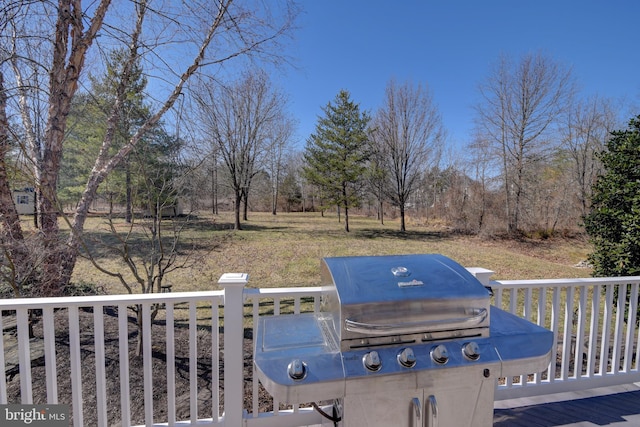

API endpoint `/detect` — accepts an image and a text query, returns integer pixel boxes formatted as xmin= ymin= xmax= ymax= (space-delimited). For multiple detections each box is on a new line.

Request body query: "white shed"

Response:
xmin=13 ymin=188 xmax=35 ymax=215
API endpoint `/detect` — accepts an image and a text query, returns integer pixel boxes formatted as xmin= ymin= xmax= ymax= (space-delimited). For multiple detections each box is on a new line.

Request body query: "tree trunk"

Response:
xmin=272 ymin=184 xmax=278 ymax=215
xmin=211 ymin=163 xmax=218 ymax=215
xmin=241 ymin=187 xmax=249 ymax=221
xmin=125 ymin=159 xmax=133 ymax=223
xmin=33 ymin=190 xmax=39 ymax=228
xmin=33 ymin=0 xmax=111 ymax=295
xmin=478 ymin=180 xmax=486 ymax=231
xmin=400 ymin=204 xmax=406 ymax=232
xmin=502 ymin=144 xmax=513 ymax=234
xmin=344 ymin=205 xmax=350 ymax=232
xmin=39 ymin=156 xmax=67 ymax=296
xmin=513 ymin=160 xmax=524 ymax=233
xmin=136 ymin=306 xmax=144 ymax=357
xmin=234 ymin=190 xmax=242 ymax=230
xmin=0 ymin=73 xmax=22 ymax=244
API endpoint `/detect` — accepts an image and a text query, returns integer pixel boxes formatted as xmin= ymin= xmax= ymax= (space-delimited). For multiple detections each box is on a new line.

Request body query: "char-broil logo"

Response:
xmin=1 ymin=405 xmax=68 ymax=426
xmin=397 ymin=279 xmax=424 ymax=288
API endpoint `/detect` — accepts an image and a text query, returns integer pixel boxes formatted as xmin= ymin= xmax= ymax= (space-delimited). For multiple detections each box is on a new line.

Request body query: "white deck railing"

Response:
xmin=0 ymin=270 xmax=639 ymax=426
xmin=0 ymin=290 xmax=226 ymax=427
xmin=490 ymin=275 xmax=640 ymax=400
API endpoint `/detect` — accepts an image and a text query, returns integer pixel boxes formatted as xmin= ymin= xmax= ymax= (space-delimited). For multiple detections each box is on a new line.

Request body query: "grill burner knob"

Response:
xmin=287 ymin=359 xmax=307 ymax=380
xmin=463 ymin=341 xmax=481 ymax=361
xmin=363 ymin=351 xmax=382 ymax=371
xmin=397 ymin=347 xmax=417 ymax=368
xmin=431 ymin=344 xmax=449 ymax=364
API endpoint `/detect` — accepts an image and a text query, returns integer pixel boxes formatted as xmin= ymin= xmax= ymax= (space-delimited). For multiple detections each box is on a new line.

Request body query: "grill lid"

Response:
xmin=320 ymin=254 xmax=492 ymax=344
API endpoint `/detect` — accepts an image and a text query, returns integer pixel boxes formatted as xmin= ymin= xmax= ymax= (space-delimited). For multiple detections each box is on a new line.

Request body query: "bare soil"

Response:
xmin=4 ymin=307 xmax=272 ymax=426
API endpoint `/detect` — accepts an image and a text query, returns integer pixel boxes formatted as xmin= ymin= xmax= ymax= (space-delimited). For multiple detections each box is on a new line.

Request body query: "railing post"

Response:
xmin=467 ymin=267 xmax=495 ymax=287
xmin=219 ymin=273 xmax=249 ymax=427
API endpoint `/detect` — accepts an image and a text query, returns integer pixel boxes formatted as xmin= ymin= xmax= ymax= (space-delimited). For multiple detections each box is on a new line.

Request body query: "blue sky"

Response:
xmin=277 ymin=1 xmax=640 ymax=150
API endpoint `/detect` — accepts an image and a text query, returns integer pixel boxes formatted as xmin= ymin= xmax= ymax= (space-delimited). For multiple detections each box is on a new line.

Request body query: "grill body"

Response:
xmin=254 ymin=254 xmax=553 ymax=426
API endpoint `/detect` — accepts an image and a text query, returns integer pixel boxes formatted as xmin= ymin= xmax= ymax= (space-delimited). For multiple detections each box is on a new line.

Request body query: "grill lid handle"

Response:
xmin=344 ymin=308 xmax=487 ymax=335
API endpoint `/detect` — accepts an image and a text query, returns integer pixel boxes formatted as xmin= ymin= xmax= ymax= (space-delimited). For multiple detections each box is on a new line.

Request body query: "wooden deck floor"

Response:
xmin=493 ymin=384 xmax=640 ymax=426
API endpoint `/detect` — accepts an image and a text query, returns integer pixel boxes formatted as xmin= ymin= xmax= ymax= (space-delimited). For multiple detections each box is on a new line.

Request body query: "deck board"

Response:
xmin=308 ymin=385 xmax=640 ymax=427
xmin=494 ymin=385 xmax=640 ymax=427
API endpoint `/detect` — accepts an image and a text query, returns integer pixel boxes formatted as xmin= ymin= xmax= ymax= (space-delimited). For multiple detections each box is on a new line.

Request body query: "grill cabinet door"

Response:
xmin=339 ymin=376 xmax=496 ymax=427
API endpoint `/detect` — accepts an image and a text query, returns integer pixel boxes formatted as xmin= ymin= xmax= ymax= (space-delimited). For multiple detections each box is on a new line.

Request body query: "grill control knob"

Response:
xmin=287 ymin=359 xmax=307 ymax=381
xmin=363 ymin=351 xmax=382 ymax=372
xmin=397 ymin=347 xmax=417 ymax=368
xmin=431 ymin=344 xmax=449 ymax=364
xmin=463 ymin=341 xmax=481 ymax=361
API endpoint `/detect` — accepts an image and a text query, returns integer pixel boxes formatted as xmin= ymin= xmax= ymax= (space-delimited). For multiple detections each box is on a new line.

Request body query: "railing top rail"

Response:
xmin=0 ymin=286 xmax=326 ymax=310
xmin=244 ymin=286 xmax=324 ymax=299
xmin=0 ymin=290 xmax=225 ymax=310
xmin=492 ymin=276 xmax=640 ymax=289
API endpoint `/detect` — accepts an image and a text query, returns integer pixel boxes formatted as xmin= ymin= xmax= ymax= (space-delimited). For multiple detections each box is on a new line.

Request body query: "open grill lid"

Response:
xmin=320 ymin=254 xmax=492 ymax=345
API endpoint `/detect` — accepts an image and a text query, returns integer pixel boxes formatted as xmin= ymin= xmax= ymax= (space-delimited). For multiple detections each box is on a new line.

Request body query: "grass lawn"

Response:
xmin=70 ymin=210 xmax=593 ymax=294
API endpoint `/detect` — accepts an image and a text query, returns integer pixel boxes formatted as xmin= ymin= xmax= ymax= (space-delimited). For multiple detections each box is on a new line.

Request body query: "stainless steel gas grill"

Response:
xmin=254 ymin=254 xmax=553 ymax=426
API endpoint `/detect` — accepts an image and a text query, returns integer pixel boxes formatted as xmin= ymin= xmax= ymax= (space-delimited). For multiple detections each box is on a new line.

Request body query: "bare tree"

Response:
xmin=0 ymin=0 xmax=297 ymax=295
xmin=561 ymin=96 xmax=618 ymax=217
xmin=85 ymin=154 xmax=210 ymax=355
xmin=0 ymin=70 xmax=39 ymax=295
xmin=466 ymin=131 xmax=498 ymax=232
xmin=475 ymin=52 xmax=574 ymax=234
xmin=195 ymin=69 xmax=290 ymax=230
xmin=371 ymin=79 xmax=444 ymax=231
xmin=365 ymin=145 xmax=388 ymax=225
xmin=282 ymin=150 xmax=310 ymax=212
xmin=265 ymin=117 xmax=296 ymax=215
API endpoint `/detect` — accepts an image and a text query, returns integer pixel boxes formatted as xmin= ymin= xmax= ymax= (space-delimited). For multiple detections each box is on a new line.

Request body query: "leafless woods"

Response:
xmin=0 ymin=0 xmax=298 ymax=295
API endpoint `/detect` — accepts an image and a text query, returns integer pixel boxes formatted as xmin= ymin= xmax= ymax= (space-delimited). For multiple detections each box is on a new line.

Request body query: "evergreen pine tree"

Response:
xmin=303 ymin=90 xmax=370 ymax=232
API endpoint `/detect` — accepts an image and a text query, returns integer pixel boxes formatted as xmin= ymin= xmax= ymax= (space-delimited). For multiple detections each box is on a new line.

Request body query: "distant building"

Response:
xmin=13 ymin=187 xmax=35 ymax=215
xmin=144 ymin=199 xmax=185 ymax=218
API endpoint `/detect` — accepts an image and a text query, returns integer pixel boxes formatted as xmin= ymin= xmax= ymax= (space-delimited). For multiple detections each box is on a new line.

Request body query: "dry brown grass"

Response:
xmin=69 ymin=211 xmax=593 ymax=294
